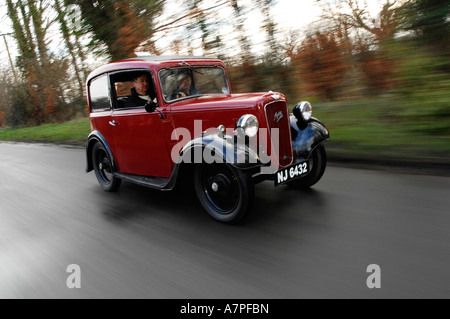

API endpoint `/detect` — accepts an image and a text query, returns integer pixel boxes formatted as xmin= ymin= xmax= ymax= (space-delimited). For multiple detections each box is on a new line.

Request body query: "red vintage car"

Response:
xmin=85 ymin=55 xmax=329 ymax=223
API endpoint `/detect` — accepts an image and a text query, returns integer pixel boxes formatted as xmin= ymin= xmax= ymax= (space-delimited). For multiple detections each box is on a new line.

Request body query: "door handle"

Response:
xmin=109 ymin=120 xmax=116 ymax=126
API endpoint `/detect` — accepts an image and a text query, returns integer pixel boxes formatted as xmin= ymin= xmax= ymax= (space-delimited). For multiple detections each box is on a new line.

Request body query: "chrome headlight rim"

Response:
xmin=236 ymin=114 xmax=259 ymax=137
xmin=294 ymin=101 xmax=313 ymax=121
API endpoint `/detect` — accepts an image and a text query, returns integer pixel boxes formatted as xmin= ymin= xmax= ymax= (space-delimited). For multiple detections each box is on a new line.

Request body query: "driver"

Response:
xmin=130 ymin=73 xmax=153 ymax=105
xmin=116 ymin=72 xmax=158 ymax=108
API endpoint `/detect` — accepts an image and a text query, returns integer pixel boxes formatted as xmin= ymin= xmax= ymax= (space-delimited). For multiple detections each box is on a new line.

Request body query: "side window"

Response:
xmin=111 ymin=71 xmax=156 ymax=109
xmin=89 ymin=75 xmax=110 ymax=112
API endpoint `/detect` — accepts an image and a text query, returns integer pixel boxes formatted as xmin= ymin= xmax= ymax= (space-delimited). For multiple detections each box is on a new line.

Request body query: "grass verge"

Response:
xmin=0 ymin=117 xmax=90 ymax=146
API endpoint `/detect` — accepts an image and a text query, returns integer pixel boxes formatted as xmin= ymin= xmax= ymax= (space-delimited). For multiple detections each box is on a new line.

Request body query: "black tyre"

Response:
xmin=288 ymin=144 xmax=327 ymax=189
xmin=194 ymin=164 xmax=254 ymax=224
xmin=92 ymin=142 xmax=122 ymax=192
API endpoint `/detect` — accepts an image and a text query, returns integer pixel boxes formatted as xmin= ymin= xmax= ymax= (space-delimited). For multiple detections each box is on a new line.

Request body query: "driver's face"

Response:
xmin=133 ymin=75 xmax=149 ymax=95
xmin=178 ymin=75 xmax=191 ymax=91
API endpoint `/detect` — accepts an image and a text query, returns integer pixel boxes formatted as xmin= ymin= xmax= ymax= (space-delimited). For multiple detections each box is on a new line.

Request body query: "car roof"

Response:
xmin=125 ymin=55 xmax=214 ymax=62
xmin=87 ymin=55 xmax=224 ymax=82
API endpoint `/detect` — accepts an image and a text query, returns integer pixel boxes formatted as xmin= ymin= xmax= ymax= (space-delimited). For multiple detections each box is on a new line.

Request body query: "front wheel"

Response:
xmin=92 ymin=142 xmax=122 ymax=192
xmin=194 ymin=164 xmax=254 ymax=224
xmin=288 ymin=144 xmax=327 ymax=189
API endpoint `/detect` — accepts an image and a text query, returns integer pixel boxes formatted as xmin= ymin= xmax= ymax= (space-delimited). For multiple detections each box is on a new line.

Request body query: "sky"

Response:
xmin=0 ymin=0 xmax=384 ymax=68
xmin=152 ymin=0 xmax=324 ymax=56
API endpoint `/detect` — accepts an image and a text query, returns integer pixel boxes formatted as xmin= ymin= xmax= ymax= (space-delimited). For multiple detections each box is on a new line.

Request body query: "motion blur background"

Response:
xmin=0 ymin=0 xmax=449 ymax=165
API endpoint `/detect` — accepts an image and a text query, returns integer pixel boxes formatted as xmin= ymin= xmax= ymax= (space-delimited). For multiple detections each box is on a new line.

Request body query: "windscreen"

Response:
xmin=159 ymin=66 xmax=229 ymax=102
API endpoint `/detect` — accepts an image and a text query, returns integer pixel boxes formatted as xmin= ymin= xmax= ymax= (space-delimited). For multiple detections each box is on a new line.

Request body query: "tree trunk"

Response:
xmin=6 ymin=0 xmax=38 ymax=72
xmin=27 ymin=0 xmax=49 ymax=67
xmin=230 ymin=0 xmax=254 ymax=63
xmin=54 ymin=0 xmax=84 ymax=96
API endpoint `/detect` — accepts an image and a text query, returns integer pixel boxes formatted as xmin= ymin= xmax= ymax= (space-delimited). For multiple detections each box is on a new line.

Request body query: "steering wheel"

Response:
xmin=173 ymin=89 xmax=188 ymax=99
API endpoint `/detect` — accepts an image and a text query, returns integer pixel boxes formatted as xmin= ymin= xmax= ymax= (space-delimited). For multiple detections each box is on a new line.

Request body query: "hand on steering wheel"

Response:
xmin=176 ymin=89 xmax=187 ymax=99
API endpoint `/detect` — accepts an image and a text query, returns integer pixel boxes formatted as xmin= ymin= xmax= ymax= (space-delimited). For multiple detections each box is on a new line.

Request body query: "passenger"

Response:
xmin=172 ymin=72 xmax=200 ymax=99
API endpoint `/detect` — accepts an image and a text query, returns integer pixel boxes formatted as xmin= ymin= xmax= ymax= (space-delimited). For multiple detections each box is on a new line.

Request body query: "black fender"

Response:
xmin=290 ymin=116 xmax=330 ymax=159
xmin=85 ymin=131 xmax=116 ymax=173
xmin=163 ymin=132 xmax=261 ymax=190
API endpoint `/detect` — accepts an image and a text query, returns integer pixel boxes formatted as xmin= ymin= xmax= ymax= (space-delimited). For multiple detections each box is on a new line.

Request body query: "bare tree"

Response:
xmin=27 ymin=0 xmax=50 ymax=66
xmin=54 ymin=0 xmax=85 ymax=97
xmin=280 ymin=29 xmax=301 ymax=62
xmin=319 ymin=0 xmax=407 ymax=47
xmin=254 ymin=0 xmax=278 ymax=63
xmin=5 ymin=0 xmax=80 ymax=126
xmin=230 ymin=0 xmax=254 ymax=63
xmin=6 ymin=0 xmax=38 ymax=73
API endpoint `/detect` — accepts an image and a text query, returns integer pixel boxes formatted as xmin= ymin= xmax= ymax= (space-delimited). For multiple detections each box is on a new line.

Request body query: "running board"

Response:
xmin=114 ymin=173 xmax=170 ymax=190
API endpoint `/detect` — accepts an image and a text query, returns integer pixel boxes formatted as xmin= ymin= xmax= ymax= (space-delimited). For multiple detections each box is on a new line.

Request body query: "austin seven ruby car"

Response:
xmin=85 ymin=55 xmax=329 ymax=223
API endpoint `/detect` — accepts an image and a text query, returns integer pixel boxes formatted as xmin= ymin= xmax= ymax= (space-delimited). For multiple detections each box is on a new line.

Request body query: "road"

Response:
xmin=1 ymin=142 xmax=449 ymax=299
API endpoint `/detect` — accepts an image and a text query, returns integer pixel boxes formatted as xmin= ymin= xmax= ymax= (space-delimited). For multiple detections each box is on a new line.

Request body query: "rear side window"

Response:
xmin=89 ymin=75 xmax=110 ymax=112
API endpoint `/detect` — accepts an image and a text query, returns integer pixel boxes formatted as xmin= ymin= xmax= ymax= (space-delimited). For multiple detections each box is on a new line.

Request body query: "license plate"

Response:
xmin=274 ymin=161 xmax=309 ymax=186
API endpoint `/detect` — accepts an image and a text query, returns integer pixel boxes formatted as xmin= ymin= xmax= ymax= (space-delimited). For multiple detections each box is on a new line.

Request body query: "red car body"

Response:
xmin=85 ymin=56 xmax=329 ymax=223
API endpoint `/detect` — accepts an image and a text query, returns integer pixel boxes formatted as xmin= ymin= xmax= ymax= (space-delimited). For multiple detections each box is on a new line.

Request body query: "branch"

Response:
xmin=153 ymin=0 xmax=228 ymax=33
xmin=155 ymin=21 xmax=194 ymax=33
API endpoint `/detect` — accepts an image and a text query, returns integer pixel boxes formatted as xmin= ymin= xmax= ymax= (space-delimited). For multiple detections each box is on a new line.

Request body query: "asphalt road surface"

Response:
xmin=1 ymin=142 xmax=449 ymax=299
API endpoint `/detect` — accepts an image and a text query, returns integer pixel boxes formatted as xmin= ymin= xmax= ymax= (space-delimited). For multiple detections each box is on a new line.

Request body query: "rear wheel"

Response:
xmin=288 ymin=144 xmax=326 ymax=189
xmin=194 ymin=164 xmax=254 ymax=224
xmin=92 ymin=142 xmax=122 ymax=192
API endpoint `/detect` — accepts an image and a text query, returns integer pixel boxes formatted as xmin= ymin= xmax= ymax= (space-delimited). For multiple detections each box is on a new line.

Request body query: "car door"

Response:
xmin=88 ymin=74 xmax=114 ymax=150
xmin=108 ymin=70 xmax=174 ymax=178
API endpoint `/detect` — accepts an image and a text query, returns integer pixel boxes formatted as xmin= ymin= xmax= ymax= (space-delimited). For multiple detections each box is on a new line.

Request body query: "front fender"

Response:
xmin=290 ymin=116 xmax=330 ymax=159
xmin=163 ymin=132 xmax=261 ymax=190
xmin=175 ymin=132 xmax=261 ymax=168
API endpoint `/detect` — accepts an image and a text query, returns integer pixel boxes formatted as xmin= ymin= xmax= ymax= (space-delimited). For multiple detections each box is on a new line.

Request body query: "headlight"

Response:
xmin=236 ymin=114 xmax=259 ymax=137
xmin=293 ymin=101 xmax=312 ymax=121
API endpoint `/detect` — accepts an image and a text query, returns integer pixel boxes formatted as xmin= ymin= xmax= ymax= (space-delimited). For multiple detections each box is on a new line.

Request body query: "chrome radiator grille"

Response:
xmin=264 ymin=101 xmax=293 ymax=168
